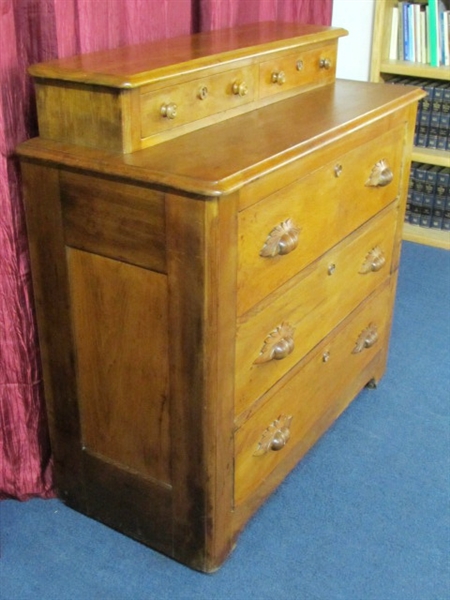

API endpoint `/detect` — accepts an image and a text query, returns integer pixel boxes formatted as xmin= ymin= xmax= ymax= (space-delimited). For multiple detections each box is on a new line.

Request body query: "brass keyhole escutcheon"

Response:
xmin=198 ymin=85 xmax=208 ymax=100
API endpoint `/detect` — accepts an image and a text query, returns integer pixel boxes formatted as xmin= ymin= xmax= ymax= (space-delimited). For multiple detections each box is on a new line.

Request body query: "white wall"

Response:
xmin=331 ymin=0 xmax=375 ymax=81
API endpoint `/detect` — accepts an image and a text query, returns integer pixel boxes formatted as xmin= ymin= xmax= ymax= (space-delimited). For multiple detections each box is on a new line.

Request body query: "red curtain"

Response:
xmin=0 ymin=0 xmax=332 ymax=500
xmin=199 ymin=0 xmax=333 ymax=30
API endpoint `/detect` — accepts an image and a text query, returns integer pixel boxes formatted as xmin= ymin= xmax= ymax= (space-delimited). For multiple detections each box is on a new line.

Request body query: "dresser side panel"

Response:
xmin=35 ymin=81 xmax=126 ymax=152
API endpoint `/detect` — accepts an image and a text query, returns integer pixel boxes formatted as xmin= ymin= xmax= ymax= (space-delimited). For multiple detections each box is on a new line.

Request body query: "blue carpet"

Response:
xmin=1 ymin=241 xmax=449 ymax=600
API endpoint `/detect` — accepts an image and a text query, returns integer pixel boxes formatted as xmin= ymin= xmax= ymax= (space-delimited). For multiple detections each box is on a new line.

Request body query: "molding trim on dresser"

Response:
xmin=18 ymin=22 xmax=424 ymax=572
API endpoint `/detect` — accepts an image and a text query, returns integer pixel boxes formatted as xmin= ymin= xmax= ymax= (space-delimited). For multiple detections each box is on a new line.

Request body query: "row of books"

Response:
xmin=389 ymin=0 xmax=450 ymax=66
xmin=387 ymin=77 xmax=449 ymax=150
xmin=406 ymin=162 xmax=450 ymax=229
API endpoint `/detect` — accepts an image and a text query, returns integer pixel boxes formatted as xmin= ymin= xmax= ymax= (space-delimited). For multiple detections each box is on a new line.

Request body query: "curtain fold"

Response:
xmin=199 ymin=0 xmax=333 ymax=30
xmin=0 ymin=0 xmax=332 ymax=500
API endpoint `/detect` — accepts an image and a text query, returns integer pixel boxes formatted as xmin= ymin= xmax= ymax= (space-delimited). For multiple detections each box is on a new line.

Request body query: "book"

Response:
xmin=441 ymin=10 xmax=449 ymax=63
xmin=428 ymin=0 xmax=441 ymax=66
xmin=390 ymin=6 xmax=400 ymax=59
xmin=404 ymin=2 xmax=413 ymax=60
xmin=389 ymin=1 xmax=450 ymax=65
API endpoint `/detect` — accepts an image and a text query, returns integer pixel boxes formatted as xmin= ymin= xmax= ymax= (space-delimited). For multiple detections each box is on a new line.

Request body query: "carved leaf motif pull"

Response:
xmin=259 ymin=219 xmax=300 ymax=258
xmin=365 ymin=159 xmax=394 ymax=187
xmin=359 ymin=246 xmax=386 ymax=274
xmin=254 ymin=322 xmax=295 ymax=364
xmin=352 ymin=323 xmax=379 ymax=354
xmin=253 ymin=415 xmax=293 ymax=456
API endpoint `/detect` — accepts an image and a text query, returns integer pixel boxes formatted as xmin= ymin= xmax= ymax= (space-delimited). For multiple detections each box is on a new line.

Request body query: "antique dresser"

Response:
xmin=18 ymin=22 xmax=424 ymax=571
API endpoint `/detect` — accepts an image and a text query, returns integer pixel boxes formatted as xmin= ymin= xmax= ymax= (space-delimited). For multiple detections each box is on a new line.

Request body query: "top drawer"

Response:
xmin=237 ymin=124 xmax=405 ymax=315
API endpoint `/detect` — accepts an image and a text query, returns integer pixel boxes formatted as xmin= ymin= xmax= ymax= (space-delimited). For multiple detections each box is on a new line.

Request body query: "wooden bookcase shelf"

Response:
xmin=377 ymin=60 xmax=450 ymax=81
xmin=370 ymin=0 xmax=450 ymax=251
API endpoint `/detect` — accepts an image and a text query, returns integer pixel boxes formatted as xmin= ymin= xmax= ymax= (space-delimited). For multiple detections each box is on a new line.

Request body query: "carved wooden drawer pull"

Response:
xmin=352 ymin=323 xmax=378 ymax=354
xmin=253 ymin=415 xmax=293 ymax=456
xmin=365 ymin=159 xmax=394 ymax=187
xmin=260 ymin=218 xmax=300 ymax=258
xmin=254 ymin=322 xmax=295 ymax=364
xmin=359 ymin=246 xmax=386 ymax=274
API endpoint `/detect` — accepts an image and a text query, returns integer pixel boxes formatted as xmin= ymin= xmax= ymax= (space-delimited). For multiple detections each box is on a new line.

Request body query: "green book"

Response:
xmin=428 ymin=0 xmax=440 ymax=66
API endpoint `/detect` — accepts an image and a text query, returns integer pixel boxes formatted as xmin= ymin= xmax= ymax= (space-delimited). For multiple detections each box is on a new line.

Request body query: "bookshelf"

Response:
xmin=370 ymin=0 xmax=450 ymax=250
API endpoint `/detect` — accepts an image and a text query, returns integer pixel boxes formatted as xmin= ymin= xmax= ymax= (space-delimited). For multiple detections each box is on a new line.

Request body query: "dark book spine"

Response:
xmin=405 ymin=161 xmax=417 ymax=223
xmin=439 ymin=83 xmax=450 ymax=150
xmin=423 ymin=165 xmax=442 ymax=228
xmin=410 ymin=162 xmax=429 ymax=227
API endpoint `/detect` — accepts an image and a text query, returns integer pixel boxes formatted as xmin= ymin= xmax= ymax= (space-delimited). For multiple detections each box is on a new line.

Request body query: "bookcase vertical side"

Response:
xmin=370 ymin=0 xmax=398 ymax=81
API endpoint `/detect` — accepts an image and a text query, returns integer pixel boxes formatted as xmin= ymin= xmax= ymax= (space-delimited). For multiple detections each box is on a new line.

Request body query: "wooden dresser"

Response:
xmin=18 ymin=22 xmax=424 ymax=572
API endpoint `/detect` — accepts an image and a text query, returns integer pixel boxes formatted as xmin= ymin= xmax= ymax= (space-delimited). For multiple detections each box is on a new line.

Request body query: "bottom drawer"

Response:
xmin=234 ymin=280 xmax=394 ymax=506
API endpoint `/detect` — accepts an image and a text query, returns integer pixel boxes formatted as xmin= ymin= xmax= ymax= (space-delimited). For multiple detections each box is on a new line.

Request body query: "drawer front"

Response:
xmin=235 ymin=207 xmax=397 ymax=417
xmin=140 ymin=66 xmax=257 ymax=139
xmin=259 ymin=42 xmax=337 ymax=98
xmin=237 ymin=125 xmax=404 ymax=315
xmin=234 ymin=281 xmax=393 ymax=506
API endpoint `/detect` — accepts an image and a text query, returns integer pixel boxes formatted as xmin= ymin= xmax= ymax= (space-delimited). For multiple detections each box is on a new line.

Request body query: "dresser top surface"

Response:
xmin=28 ymin=22 xmax=347 ymax=88
xmin=19 ymin=79 xmax=424 ymax=196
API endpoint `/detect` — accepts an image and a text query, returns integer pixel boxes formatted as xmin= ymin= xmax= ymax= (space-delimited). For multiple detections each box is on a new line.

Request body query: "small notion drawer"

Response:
xmin=235 ymin=206 xmax=397 ymax=417
xmin=140 ymin=67 xmax=257 ymax=139
xmin=259 ymin=42 xmax=337 ymax=98
xmin=234 ymin=280 xmax=393 ymax=506
xmin=237 ymin=125 xmax=404 ymax=315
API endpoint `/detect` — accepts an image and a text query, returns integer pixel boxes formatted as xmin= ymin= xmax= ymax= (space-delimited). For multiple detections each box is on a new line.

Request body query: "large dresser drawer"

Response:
xmin=237 ymin=125 xmax=404 ymax=315
xmin=235 ymin=206 xmax=397 ymax=417
xmin=234 ymin=280 xmax=393 ymax=506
